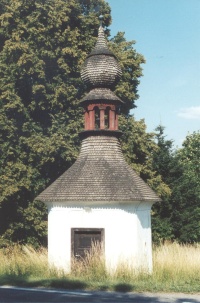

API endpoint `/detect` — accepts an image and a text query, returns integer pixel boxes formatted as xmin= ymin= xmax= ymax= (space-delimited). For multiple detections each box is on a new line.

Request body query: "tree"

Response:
xmin=151 ymin=125 xmax=175 ymax=243
xmin=109 ymin=32 xmax=145 ymax=115
xmin=119 ymin=118 xmax=170 ymax=198
xmin=0 ymin=0 xmax=145 ymax=246
xmin=151 ymin=129 xmax=200 ymax=244
xmin=170 ymin=132 xmax=200 ymax=243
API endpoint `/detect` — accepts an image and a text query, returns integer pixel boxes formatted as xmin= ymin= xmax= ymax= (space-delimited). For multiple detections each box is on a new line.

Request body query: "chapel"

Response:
xmin=36 ymin=23 xmax=160 ymax=272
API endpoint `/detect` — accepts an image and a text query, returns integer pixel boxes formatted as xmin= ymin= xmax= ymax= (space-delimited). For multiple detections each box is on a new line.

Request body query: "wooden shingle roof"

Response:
xmin=80 ymin=88 xmax=123 ymax=105
xmin=36 ymin=136 xmax=160 ymax=203
xmin=81 ymin=25 xmax=122 ymax=88
xmin=88 ymin=26 xmax=114 ymax=57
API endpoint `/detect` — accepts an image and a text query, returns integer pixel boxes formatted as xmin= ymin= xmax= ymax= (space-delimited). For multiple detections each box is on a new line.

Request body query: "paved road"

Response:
xmin=0 ymin=286 xmax=199 ymax=303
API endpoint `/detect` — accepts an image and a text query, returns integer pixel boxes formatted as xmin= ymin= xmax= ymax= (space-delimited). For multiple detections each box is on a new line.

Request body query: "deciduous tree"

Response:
xmin=170 ymin=132 xmax=200 ymax=243
xmin=0 ymin=0 xmax=145 ymax=246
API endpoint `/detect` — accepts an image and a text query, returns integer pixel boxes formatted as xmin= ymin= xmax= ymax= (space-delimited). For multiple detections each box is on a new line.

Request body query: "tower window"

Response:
xmin=105 ymin=107 xmax=110 ymax=129
xmin=94 ymin=106 xmax=100 ymax=129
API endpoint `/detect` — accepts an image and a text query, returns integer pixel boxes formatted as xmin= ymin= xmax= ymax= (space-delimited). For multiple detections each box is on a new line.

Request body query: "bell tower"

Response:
xmin=80 ymin=24 xmax=123 ymax=136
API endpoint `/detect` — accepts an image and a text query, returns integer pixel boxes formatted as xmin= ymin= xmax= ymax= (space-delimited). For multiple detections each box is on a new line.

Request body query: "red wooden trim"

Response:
xmin=89 ymin=110 xmax=95 ymax=130
xmin=84 ymin=111 xmax=90 ymax=130
xmin=109 ymin=109 xmax=115 ymax=130
xmin=115 ymin=112 xmax=118 ymax=130
xmin=88 ymin=103 xmax=115 ymax=111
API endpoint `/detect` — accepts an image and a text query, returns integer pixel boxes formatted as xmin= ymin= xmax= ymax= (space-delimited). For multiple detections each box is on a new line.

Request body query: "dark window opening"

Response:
xmin=105 ymin=107 xmax=110 ymax=129
xmin=71 ymin=228 xmax=104 ymax=259
xmin=94 ymin=107 xmax=100 ymax=129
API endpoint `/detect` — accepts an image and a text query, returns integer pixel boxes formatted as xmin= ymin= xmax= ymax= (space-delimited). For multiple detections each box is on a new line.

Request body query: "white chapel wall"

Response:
xmin=47 ymin=201 xmax=153 ymax=273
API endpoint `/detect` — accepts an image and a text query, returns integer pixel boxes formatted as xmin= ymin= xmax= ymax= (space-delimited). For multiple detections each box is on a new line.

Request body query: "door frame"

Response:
xmin=71 ymin=228 xmax=105 ymax=258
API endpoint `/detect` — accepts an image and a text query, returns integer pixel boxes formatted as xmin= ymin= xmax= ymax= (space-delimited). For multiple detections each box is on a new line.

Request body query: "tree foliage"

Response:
xmin=151 ymin=128 xmax=200 ymax=244
xmin=150 ymin=125 xmax=175 ymax=243
xmin=170 ymin=132 xmax=200 ymax=243
xmin=109 ymin=33 xmax=145 ymax=115
xmin=0 ymin=0 xmax=145 ymax=246
xmin=1 ymin=0 xmax=198 ymax=247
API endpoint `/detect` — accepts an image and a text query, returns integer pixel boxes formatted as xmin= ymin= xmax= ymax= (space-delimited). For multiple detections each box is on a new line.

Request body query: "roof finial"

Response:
xmin=99 ymin=14 xmax=103 ymax=27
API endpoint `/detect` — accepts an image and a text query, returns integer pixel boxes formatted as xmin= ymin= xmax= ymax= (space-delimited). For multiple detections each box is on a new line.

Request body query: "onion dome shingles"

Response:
xmin=81 ymin=26 xmax=122 ymax=88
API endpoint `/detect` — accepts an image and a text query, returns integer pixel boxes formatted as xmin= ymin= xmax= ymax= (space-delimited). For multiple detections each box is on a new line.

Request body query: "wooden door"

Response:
xmin=71 ymin=228 xmax=104 ymax=259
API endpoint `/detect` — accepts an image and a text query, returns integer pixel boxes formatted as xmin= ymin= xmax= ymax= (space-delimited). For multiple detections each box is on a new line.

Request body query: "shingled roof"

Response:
xmin=36 ymin=24 xmax=161 ymax=205
xmin=36 ymin=136 xmax=160 ymax=203
xmin=80 ymin=88 xmax=123 ymax=105
xmin=81 ymin=25 xmax=122 ymax=89
xmin=88 ymin=26 xmax=114 ymax=57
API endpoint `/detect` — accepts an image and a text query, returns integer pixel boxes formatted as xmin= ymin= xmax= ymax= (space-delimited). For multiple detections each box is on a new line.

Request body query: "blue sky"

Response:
xmin=106 ymin=0 xmax=200 ymax=148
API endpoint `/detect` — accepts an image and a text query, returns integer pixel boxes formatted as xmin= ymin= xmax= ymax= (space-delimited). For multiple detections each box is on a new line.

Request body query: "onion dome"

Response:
xmin=81 ymin=25 xmax=122 ymax=88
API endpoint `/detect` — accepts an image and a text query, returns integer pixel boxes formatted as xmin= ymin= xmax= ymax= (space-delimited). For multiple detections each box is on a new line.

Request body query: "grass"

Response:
xmin=0 ymin=242 xmax=199 ymax=293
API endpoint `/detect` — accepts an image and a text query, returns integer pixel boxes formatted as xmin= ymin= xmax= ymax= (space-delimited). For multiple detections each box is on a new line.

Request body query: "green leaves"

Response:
xmin=170 ymin=132 xmax=200 ymax=243
xmin=0 ymin=0 xmax=109 ymax=246
xmin=178 ymin=131 xmax=200 ymax=178
xmin=109 ymin=32 xmax=145 ymax=115
xmin=2 ymin=0 xmax=197 ymax=247
xmin=119 ymin=116 xmax=171 ymax=198
xmin=151 ymin=129 xmax=200 ymax=244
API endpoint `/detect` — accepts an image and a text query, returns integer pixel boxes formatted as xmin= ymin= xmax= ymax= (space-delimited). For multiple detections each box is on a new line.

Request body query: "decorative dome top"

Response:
xmin=81 ymin=25 xmax=122 ymax=88
xmin=88 ymin=26 xmax=114 ymax=57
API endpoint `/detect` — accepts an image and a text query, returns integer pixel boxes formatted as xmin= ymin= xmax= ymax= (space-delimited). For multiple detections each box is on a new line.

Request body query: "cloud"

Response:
xmin=177 ymin=106 xmax=200 ymax=120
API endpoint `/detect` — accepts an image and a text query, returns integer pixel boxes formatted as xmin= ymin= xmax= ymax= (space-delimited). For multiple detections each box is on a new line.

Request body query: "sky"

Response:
xmin=106 ymin=0 xmax=200 ymax=148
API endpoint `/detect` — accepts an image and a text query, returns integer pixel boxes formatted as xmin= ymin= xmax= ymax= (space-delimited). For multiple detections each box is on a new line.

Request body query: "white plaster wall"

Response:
xmin=47 ymin=206 xmax=71 ymax=271
xmin=46 ymin=201 xmax=153 ymax=273
xmin=135 ymin=202 xmax=153 ymax=272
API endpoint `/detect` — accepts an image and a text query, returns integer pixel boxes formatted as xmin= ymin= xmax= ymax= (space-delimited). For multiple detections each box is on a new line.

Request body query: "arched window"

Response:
xmin=94 ymin=106 xmax=100 ymax=129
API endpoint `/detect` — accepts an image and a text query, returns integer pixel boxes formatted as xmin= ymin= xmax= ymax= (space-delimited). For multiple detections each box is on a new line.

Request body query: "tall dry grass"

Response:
xmin=71 ymin=242 xmax=107 ymax=281
xmin=0 ymin=242 xmax=199 ymax=292
xmin=154 ymin=241 xmax=200 ymax=275
xmin=0 ymin=245 xmax=48 ymax=277
xmin=152 ymin=242 xmax=200 ymax=291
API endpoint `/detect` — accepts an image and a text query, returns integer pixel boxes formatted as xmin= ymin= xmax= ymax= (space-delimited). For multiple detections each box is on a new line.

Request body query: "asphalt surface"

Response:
xmin=0 ymin=286 xmax=200 ymax=303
